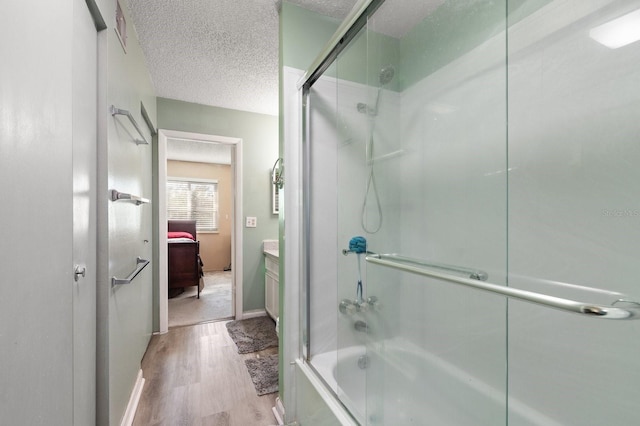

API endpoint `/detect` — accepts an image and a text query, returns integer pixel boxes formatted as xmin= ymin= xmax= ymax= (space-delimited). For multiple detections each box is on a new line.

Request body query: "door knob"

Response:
xmin=74 ymin=265 xmax=86 ymax=282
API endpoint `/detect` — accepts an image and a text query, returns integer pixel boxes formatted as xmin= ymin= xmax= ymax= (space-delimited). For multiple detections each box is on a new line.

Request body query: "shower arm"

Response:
xmin=366 ymin=255 xmax=640 ymax=320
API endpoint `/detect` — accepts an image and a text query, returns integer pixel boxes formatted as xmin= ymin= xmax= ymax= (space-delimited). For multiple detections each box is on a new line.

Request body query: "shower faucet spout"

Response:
xmin=354 ymin=320 xmax=369 ymax=333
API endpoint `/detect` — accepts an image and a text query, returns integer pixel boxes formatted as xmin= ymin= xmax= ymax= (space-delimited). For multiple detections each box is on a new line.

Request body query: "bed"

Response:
xmin=168 ymin=219 xmax=204 ymax=298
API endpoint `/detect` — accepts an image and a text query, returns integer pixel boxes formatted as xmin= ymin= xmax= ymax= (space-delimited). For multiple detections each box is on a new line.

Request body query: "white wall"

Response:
xmin=0 ymin=1 xmax=75 ymax=423
xmin=1 ymin=1 xmax=156 ymax=424
xmin=307 ymin=77 xmax=340 ymax=363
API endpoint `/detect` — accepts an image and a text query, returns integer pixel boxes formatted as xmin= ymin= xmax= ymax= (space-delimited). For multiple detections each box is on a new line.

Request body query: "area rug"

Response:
xmin=245 ymin=354 xmax=279 ymax=396
xmin=225 ymin=316 xmax=278 ymax=354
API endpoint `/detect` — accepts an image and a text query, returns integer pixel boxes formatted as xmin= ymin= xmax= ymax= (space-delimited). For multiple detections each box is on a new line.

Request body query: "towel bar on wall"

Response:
xmin=110 ymin=105 xmax=150 ymax=145
xmin=112 ymin=257 xmax=150 ymax=285
xmin=110 ymin=189 xmax=150 ymax=205
xmin=366 ymin=255 xmax=640 ymax=320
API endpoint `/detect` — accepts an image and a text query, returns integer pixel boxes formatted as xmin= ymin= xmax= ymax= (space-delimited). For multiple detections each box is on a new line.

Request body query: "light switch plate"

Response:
xmin=246 ymin=216 xmax=257 ymax=228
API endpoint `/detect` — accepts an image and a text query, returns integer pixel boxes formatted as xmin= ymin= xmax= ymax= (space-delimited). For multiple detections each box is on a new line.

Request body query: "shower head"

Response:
xmin=379 ymin=65 xmax=395 ymax=85
xmin=356 ymin=66 xmax=396 ymax=116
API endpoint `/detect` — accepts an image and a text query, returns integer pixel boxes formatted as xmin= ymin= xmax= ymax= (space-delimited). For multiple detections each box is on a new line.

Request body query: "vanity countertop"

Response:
xmin=263 ymin=239 xmax=279 ymax=259
xmin=264 ymin=249 xmax=279 ymax=259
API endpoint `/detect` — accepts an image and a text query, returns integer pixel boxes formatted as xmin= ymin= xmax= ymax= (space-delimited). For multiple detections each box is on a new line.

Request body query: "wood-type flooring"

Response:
xmin=133 ymin=320 xmax=279 ymax=426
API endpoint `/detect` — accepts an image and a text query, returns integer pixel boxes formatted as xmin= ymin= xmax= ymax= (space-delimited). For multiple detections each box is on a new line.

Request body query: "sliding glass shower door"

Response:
xmin=506 ymin=1 xmax=640 ymax=424
xmin=303 ymin=0 xmax=640 ymax=424
xmin=359 ymin=1 xmax=509 ymax=424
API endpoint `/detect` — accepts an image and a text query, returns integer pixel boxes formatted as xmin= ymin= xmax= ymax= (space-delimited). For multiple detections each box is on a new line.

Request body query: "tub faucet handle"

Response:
xmin=339 ymin=299 xmax=357 ymax=315
xmin=366 ymin=296 xmax=382 ymax=311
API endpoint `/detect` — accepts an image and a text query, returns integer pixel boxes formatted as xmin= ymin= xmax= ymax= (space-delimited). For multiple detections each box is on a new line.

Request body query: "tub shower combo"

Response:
xmin=298 ymin=0 xmax=640 ymax=424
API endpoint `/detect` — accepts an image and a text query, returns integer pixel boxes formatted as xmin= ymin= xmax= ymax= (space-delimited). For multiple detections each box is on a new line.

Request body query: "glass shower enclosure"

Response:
xmin=300 ymin=0 xmax=640 ymax=424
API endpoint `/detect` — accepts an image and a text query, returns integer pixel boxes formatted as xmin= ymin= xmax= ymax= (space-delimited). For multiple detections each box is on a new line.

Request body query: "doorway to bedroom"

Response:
xmin=157 ymin=129 xmax=244 ymax=332
xmin=166 ymin=155 xmax=232 ymax=327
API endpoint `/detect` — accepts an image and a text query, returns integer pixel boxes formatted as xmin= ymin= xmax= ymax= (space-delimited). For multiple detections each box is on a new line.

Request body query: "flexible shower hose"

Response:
xmin=361 ymin=132 xmax=383 ymax=234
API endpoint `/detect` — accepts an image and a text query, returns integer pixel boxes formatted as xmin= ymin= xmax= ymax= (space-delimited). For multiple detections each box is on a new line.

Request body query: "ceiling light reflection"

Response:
xmin=589 ymin=9 xmax=640 ymax=49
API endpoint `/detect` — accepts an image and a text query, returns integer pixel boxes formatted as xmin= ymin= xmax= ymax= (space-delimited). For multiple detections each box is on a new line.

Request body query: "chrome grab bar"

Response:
xmin=110 ymin=105 xmax=150 ymax=145
xmin=368 ymin=253 xmax=488 ymax=281
xmin=343 ymin=249 xmax=488 ymax=280
xmin=112 ymin=257 xmax=150 ymax=285
xmin=110 ymin=189 xmax=150 ymax=205
xmin=365 ymin=255 xmax=640 ymax=320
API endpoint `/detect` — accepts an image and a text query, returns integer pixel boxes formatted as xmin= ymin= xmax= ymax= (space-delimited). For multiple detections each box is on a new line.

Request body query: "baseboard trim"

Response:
xmin=272 ymin=396 xmax=285 ymax=425
xmin=120 ymin=369 xmax=145 ymax=426
xmin=241 ymin=309 xmax=267 ymax=319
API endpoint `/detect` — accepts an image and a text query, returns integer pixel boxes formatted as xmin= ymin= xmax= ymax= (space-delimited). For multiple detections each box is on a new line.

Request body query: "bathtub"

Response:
xmin=312 ymin=346 xmax=368 ymax=423
xmin=310 ymin=338 xmax=562 ymax=425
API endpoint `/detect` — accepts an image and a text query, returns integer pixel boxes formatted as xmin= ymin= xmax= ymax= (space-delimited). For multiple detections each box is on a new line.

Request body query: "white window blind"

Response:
xmin=167 ymin=179 xmax=219 ymax=232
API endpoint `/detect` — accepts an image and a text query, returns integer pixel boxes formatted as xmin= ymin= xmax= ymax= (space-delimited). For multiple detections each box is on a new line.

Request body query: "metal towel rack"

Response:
xmin=110 ymin=189 xmax=150 ymax=205
xmin=112 ymin=257 xmax=150 ymax=285
xmin=110 ymin=105 xmax=150 ymax=145
xmin=365 ymin=255 xmax=640 ymax=320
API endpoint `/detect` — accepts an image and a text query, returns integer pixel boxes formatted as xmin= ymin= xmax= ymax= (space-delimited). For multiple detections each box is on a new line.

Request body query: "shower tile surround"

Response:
xmin=297 ymin=0 xmax=640 ymax=425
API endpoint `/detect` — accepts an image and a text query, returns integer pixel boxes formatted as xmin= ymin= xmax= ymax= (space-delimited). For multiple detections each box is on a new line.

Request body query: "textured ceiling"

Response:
xmin=126 ymin=0 xmax=442 ymax=116
xmin=127 ymin=0 xmax=358 ymax=117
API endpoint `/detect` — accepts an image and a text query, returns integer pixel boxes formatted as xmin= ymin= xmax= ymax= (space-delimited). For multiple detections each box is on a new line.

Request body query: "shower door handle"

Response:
xmin=366 ymin=255 xmax=640 ymax=320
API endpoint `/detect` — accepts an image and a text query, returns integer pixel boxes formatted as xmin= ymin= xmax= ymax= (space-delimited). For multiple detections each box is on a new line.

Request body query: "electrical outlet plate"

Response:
xmin=246 ymin=216 xmax=257 ymax=228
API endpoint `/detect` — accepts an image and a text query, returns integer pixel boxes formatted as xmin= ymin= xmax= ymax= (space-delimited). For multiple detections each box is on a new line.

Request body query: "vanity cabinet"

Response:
xmin=265 ymin=253 xmax=279 ymax=320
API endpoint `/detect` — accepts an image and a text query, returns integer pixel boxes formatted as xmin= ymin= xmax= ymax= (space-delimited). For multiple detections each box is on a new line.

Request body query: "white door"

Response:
xmin=72 ymin=0 xmax=97 ymax=423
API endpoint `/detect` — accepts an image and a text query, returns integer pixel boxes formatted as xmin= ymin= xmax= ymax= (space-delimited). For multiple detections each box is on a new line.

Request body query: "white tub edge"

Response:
xmin=296 ymin=359 xmax=359 ymax=426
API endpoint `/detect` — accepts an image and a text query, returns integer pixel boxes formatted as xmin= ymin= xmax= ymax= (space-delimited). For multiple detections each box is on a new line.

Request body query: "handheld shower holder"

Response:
xmin=342 ymin=249 xmax=374 ymax=256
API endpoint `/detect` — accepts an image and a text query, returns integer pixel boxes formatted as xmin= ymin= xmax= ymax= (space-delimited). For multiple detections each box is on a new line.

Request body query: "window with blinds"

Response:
xmin=167 ymin=178 xmax=219 ymax=232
